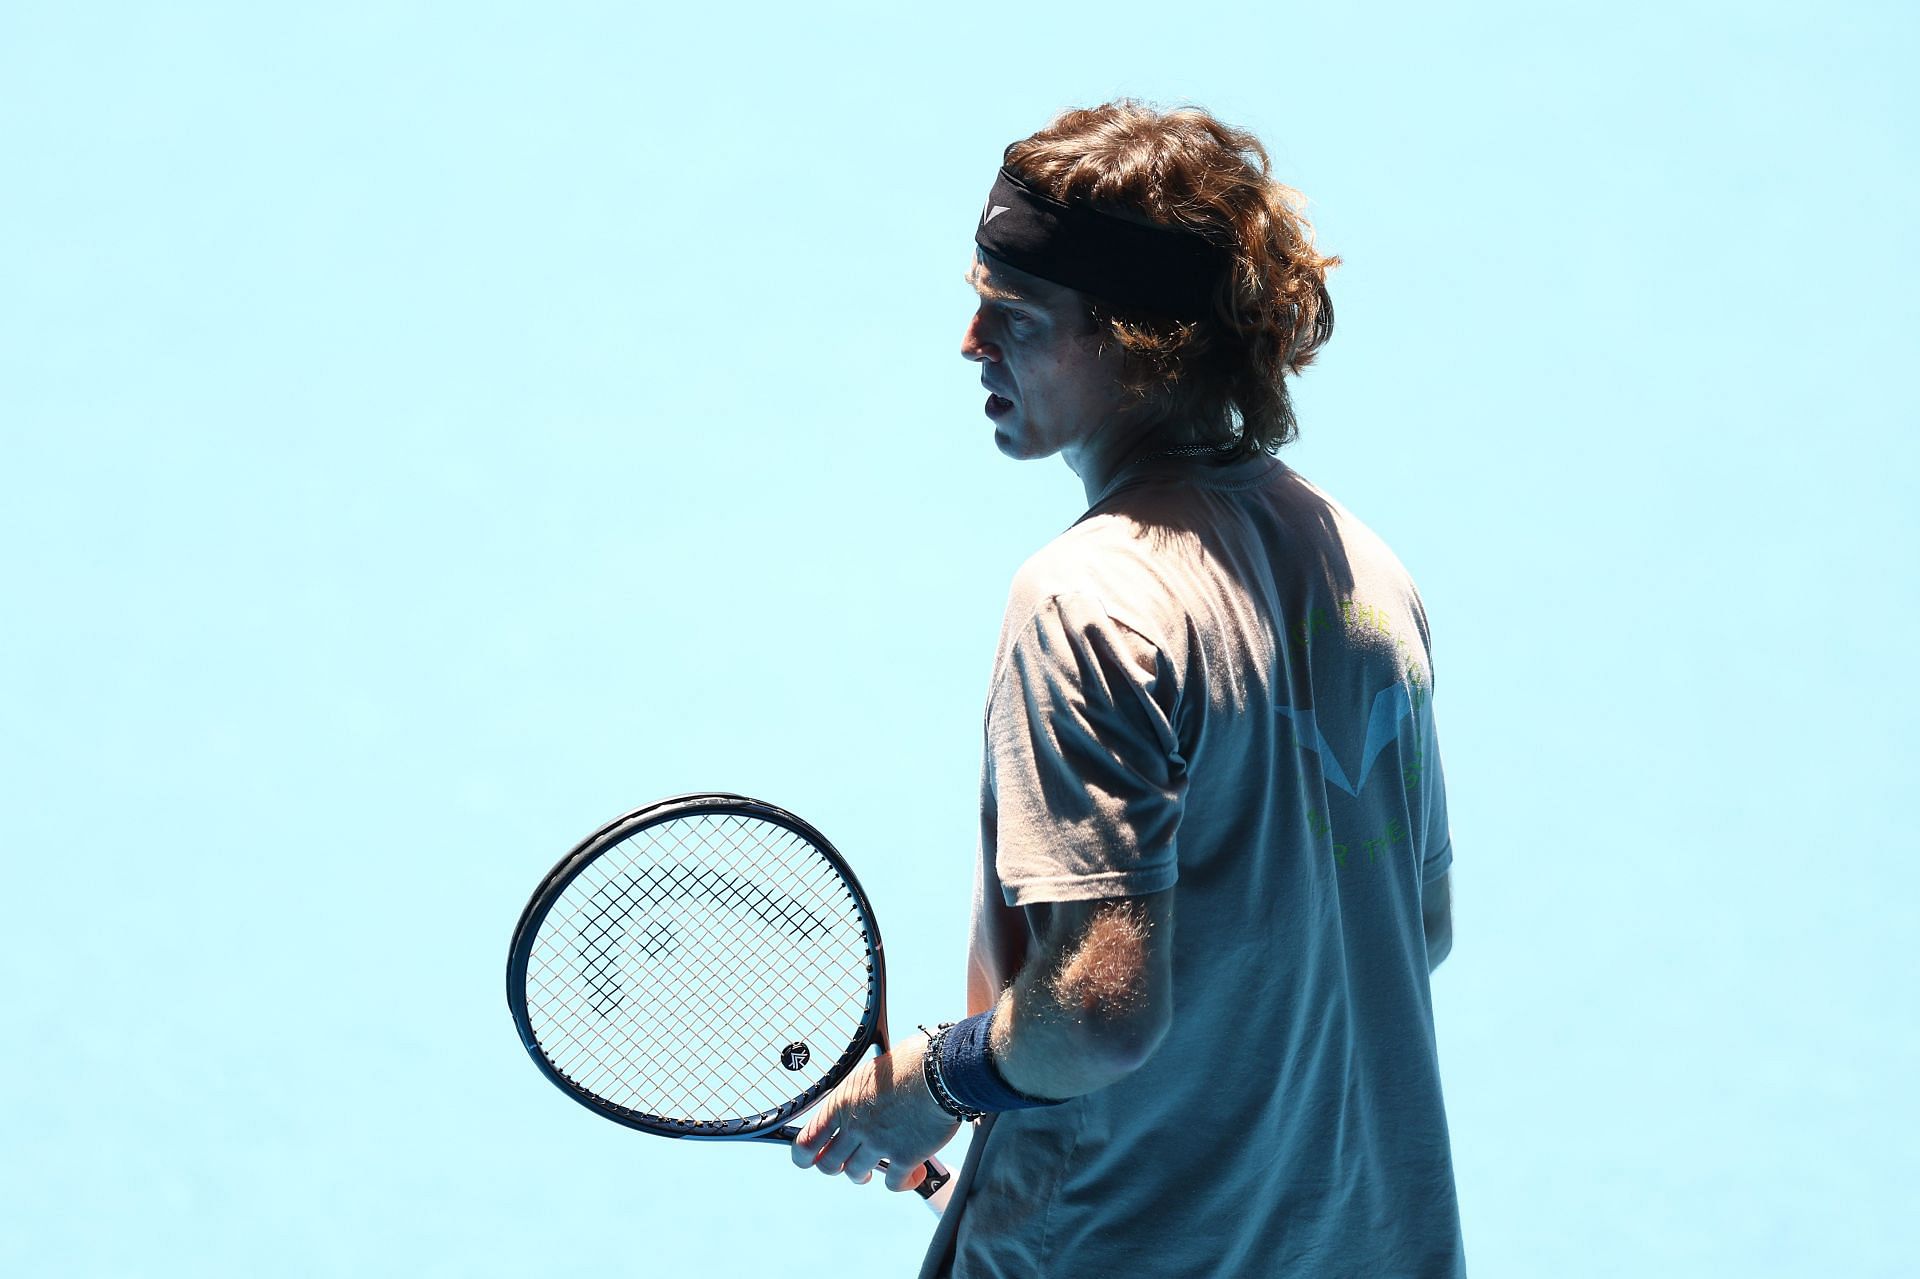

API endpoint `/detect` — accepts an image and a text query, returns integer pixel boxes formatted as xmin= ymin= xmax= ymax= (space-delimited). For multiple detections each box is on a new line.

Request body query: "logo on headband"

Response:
xmin=982 ymin=202 xmax=1010 ymax=226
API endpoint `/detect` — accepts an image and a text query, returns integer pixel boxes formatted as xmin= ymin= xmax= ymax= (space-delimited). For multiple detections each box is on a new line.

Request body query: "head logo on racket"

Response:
xmin=781 ymin=1042 xmax=811 ymax=1071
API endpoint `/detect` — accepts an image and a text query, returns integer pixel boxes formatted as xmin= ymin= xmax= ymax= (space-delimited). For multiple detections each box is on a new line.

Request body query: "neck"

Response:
xmin=1066 ymin=419 xmax=1232 ymax=504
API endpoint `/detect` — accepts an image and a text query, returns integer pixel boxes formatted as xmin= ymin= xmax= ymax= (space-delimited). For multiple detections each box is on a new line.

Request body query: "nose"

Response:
xmin=961 ymin=311 xmax=999 ymax=364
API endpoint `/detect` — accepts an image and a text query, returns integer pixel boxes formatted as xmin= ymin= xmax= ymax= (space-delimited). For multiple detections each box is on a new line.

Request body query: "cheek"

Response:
xmin=1063 ymin=349 xmax=1117 ymax=412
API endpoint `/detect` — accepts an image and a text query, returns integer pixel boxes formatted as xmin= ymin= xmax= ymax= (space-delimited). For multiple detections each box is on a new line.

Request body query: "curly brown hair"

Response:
xmin=1002 ymin=101 xmax=1341 ymax=454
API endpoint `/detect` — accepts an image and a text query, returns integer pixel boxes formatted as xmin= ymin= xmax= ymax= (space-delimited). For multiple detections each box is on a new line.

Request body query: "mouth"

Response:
xmin=984 ymin=390 xmax=1015 ymax=419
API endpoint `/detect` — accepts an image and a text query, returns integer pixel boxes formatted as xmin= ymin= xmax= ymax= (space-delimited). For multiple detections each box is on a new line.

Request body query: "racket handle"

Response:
xmin=880 ymin=1156 xmax=954 ymax=1216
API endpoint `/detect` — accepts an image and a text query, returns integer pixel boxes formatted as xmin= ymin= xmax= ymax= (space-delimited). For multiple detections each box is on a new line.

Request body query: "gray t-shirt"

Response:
xmin=920 ymin=453 xmax=1464 ymax=1278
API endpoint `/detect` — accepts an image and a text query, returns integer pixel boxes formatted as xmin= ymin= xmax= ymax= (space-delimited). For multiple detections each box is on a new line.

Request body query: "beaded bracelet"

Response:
xmin=917 ymin=1022 xmax=986 ymax=1122
xmin=919 ymin=1010 xmax=1067 ymax=1119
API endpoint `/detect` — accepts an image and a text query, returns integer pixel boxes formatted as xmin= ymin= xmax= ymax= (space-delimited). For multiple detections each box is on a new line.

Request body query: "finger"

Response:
xmin=884 ymin=1159 xmax=927 ymax=1194
xmin=842 ymin=1146 xmax=884 ymax=1185
xmin=811 ymin=1128 xmax=861 ymax=1176
xmin=791 ymin=1115 xmax=835 ymax=1168
xmin=822 ymin=1138 xmax=869 ymax=1179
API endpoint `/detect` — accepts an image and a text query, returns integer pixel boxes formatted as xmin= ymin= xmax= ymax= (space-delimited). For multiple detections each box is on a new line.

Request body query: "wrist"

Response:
xmin=924 ymin=1008 xmax=1066 ymax=1118
xmin=917 ymin=1022 xmax=984 ymax=1122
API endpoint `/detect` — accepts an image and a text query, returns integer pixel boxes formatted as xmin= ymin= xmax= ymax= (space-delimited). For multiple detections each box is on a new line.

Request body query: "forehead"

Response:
xmin=967 ymin=250 xmax=1079 ymax=311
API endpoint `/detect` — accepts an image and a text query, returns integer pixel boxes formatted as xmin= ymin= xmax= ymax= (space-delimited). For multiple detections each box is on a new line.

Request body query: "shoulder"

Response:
xmin=1002 ymin=501 xmax=1204 ymax=640
xmin=1011 ymin=513 xmax=1152 ymax=593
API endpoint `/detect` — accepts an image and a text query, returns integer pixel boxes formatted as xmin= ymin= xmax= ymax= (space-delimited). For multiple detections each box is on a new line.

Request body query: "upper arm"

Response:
xmin=1423 ymin=869 xmax=1451 ymax=931
xmin=1423 ymin=869 xmax=1453 ymax=964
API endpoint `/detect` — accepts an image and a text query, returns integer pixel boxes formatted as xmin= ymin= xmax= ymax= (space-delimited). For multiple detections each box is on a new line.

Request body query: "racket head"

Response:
xmin=507 ymin=793 xmax=889 ymax=1140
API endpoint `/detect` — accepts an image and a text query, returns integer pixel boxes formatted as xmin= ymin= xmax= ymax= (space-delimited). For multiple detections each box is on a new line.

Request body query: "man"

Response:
xmin=794 ymin=100 xmax=1465 ymax=1277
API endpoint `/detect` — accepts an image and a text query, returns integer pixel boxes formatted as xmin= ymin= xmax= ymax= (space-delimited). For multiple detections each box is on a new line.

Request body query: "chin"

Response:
xmin=992 ymin=423 xmax=1050 ymax=461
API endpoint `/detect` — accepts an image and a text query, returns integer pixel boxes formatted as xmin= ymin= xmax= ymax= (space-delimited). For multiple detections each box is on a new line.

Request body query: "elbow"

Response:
xmin=1042 ymin=892 xmax=1177 ymax=1078
xmin=1076 ymin=1001 xmax=1173 ymax=1075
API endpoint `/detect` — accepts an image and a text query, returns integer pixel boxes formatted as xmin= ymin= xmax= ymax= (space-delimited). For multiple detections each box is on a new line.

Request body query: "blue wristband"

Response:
xmin=936 ymin=1008 xmax=1067 ymax=1114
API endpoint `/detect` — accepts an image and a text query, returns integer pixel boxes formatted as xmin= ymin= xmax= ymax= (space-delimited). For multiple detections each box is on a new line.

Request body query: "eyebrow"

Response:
xmin=964 ymin=261 xmax=1030 ymax=305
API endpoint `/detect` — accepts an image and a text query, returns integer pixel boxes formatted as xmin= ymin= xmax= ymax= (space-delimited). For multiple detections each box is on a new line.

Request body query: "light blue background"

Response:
xmin=4 ymin=2 xmax=1914 ymax=1275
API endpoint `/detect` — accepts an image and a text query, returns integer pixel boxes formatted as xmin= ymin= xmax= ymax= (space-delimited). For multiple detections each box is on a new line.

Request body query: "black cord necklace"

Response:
xmin=1130 ymin=438 xmax=1237 ymax=467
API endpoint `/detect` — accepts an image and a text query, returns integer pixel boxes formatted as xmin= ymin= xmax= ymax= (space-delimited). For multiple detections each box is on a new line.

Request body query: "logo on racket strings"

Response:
xmin=781 ymin=1042 xmax=811 ymax=1071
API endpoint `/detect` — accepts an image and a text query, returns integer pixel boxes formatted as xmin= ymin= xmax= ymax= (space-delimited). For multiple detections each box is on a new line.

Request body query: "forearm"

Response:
xmin=984 ymin=904 xmax=1171 ymax=1102
xmin=977 ymin=986 xmax=1130 ymax=1102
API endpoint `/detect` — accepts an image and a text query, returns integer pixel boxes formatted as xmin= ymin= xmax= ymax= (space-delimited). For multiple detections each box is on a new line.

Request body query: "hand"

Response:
xmin=790 ymin=1032 xmax=962 ymax=1193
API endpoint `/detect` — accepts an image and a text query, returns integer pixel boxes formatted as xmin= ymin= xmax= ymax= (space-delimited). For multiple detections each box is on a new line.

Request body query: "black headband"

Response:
xmin=974 ymin=166 xmax=1230 ymax=320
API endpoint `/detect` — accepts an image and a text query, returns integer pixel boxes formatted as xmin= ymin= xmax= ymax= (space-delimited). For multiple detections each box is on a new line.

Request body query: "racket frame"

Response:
xmin=506 ymin=791 xmax=895 ymax=1141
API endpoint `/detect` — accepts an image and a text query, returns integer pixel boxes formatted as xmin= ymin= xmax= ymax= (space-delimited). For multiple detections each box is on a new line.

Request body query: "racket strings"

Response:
xmin=528 ymin=827 xmax=850 ymax=1118
xmin=523 ymin=812 xmax=877 ymax=1129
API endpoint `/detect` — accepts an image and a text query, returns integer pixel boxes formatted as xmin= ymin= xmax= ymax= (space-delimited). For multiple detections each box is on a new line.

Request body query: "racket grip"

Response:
xmin=894 ymin=1156 xmax=953 ymax=1216
xmin=858 ymin=1151 xmax=954 ymax=1215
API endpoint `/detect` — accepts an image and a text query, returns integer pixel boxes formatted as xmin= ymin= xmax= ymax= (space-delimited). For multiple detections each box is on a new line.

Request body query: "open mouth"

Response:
xmin=985 ymin=393 xmax=1014 ymax=418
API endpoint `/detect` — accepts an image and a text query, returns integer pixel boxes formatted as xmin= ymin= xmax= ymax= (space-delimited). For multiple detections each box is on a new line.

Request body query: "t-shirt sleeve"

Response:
xmin=986 ymin=591 xmax=1186 ymax=905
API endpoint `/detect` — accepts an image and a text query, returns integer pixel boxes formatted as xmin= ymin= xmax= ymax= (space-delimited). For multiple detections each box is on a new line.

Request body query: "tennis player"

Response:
xmin=793 ymin=100 xmax=1466 ymax=1277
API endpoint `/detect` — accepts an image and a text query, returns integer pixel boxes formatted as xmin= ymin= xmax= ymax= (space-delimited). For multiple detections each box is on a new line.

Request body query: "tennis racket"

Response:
xmin=506 ymin=792 xmax=954 ymax=1214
